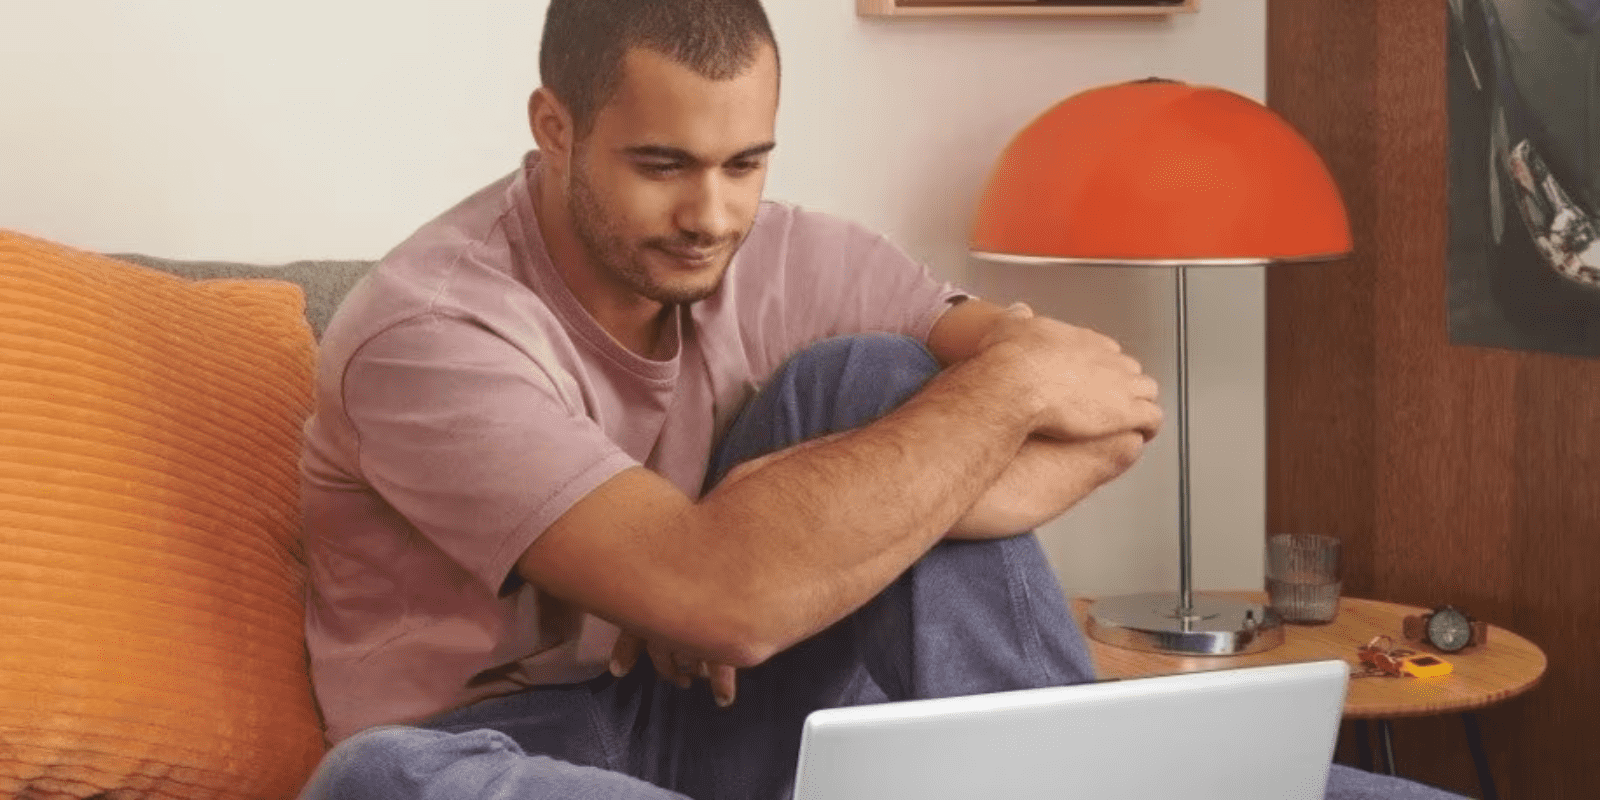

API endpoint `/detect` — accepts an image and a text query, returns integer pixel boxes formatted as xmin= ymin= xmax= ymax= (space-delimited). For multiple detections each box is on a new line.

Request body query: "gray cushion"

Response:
xmin=110 ymin=254 xmax=374 ymax=340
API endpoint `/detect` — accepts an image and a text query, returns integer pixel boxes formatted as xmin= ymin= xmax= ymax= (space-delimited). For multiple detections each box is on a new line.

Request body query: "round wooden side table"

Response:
xmin=1070 ymin=592 xmax=1547 ymax=798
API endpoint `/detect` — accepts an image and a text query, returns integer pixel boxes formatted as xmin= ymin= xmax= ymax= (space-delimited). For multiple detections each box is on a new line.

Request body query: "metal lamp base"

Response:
xmin=1086 ymin=593 xmax=1285 ymax=656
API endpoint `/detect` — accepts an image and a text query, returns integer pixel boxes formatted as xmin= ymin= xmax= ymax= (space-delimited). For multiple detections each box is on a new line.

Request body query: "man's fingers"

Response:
xmin=709 ymin=664 xmax=738 ymax=708
xmin=1132 ymin=374 xmax=1159 ymax=401
xmin=1135 ymin=399 xmax=1165 ymax=441
xmin=647 ymin=643 xmax=693 ymax=688
xmin=1119 ymin=354 xmax=1147 ymax=381
xmin=670 ymin=653 xmax=697 ymax=688
xmin=618 ymin=635 xmax=737 ymax=703
xmin=609 ymin=631 xmax=643 ymax=678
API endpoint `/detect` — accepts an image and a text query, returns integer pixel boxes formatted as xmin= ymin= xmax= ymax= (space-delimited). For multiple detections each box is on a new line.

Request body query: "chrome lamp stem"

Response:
xmin=1175 ymin=265 xmax=1194 ymax=617
xmin=1083 ymin=265 xmax=1283 ymax=655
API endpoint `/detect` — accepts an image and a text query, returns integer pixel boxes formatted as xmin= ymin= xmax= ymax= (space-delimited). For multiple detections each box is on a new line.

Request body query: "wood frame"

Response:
xmin=857 ymin=0 xmax=1196 ymax=18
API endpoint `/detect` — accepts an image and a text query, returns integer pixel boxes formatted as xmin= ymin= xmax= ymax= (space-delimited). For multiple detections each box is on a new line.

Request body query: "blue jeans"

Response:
xmin=298 ymin=335 xmax=1463 ymax=800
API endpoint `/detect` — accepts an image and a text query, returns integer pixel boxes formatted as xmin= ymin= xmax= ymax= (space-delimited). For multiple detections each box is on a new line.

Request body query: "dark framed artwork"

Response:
xmin=1447 ymin=0 xmax=1600 ymax=358
xmin=856 ymin=0 xmax=1196 ymax=17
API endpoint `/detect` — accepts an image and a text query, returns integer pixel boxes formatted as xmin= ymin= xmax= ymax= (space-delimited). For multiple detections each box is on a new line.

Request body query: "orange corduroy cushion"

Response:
xmin=1 ymin=230 xmax=326 ymax=799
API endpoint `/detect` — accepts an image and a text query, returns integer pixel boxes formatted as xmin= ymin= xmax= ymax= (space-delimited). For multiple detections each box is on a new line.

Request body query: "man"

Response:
xmin=297 ymin=2 xmax=1463 ymax=798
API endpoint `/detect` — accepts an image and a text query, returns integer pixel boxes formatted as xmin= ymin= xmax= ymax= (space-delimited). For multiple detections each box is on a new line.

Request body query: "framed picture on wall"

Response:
xmin=857 ymin=0 xmax=1197 ymax=17
xmin=1447 ymin=0 xmax=1600 ymax=358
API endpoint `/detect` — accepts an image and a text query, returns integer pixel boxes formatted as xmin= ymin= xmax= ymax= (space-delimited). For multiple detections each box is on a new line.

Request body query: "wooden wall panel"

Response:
xmin=1267 ymin=1 xmax=1600 ymax=797
xmin=1264 ymin=0 xmax=1383 ymax=600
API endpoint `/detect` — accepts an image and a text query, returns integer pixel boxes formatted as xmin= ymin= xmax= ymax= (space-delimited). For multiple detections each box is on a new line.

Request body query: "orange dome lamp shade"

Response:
xmin=970 ymin=79 xmax=1352 ymax=657
xmin=971 ymin=78 xmax=1350 ymax=265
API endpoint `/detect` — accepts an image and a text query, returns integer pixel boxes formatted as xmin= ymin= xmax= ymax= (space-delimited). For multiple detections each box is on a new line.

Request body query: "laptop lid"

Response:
xmin=793 ymin=659 xmax=1349 ymax=800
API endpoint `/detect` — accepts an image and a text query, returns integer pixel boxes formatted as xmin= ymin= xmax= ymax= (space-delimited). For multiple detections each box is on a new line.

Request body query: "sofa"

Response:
xmin=1 ymin=229 xmax=373 ymax=799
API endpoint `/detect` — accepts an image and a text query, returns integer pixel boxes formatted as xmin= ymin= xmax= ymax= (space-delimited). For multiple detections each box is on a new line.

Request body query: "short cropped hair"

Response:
xmin=539 ymin=0 xmax=780 ymax=139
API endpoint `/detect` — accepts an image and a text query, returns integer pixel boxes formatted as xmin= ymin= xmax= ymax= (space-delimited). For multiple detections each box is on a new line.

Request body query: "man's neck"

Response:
xmin=534 ymin=171 xmax=674 ymax=360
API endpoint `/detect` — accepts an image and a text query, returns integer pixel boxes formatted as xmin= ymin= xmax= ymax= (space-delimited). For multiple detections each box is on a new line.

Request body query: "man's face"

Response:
xmin=566 ymin=45 xmax=779 ymax=306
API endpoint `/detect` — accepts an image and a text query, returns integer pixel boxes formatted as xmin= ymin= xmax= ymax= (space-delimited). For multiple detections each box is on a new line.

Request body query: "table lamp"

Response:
xmin=970 ymin=78 xmax=1351 ymax=655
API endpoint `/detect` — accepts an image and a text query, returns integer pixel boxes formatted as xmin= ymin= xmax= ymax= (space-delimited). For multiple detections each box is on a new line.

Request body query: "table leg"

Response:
xmin=1377 ymin=719 xmax=1398 ymax=776
xmin=1351 ymin=721 xmax=1374 ymax=773
xmin=1462 ymin=712 xmax=1500 ymax=800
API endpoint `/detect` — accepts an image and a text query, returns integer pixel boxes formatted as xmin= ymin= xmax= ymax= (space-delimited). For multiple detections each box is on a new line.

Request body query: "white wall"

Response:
xmin=0 ymin=0 xmax=1267 ymax=596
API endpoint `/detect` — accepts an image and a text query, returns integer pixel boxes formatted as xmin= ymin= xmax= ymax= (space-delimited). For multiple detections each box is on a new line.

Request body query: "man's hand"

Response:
xmin=979 ymin=303 xmax=1163 ymax=443
xmin=610 ymin=631 xmax=739 ymax=707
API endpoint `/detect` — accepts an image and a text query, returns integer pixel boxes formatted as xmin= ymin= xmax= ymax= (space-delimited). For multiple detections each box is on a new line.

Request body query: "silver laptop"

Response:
xmin=793 ymin=659 xmax=1349 ymax=800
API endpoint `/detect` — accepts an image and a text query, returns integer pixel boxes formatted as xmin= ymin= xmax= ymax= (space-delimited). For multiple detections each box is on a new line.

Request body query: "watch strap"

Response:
xmin=1403 ymin=614 xmax=1427 ymax=641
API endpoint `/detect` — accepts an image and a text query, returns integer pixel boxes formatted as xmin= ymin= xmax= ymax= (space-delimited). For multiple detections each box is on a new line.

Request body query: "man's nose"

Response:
xmin=675 ymin=174 xmax=738 ymax=243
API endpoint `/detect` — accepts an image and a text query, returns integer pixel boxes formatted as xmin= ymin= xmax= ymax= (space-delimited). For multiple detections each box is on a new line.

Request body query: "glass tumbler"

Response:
xmin=1265 ymin=533 xmax=1342 ymax=624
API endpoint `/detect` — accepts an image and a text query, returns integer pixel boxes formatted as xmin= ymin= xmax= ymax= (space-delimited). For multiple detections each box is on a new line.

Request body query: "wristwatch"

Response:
xmin=1402 ymin=605 xmax=1488 ymax=653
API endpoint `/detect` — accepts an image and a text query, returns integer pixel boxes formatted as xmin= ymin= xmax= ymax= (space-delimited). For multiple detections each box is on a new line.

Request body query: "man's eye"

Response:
xmin=727 ymin=161 xmax=762 ymax=176
xmin=639 ymin=162 xmax=681 ymax=176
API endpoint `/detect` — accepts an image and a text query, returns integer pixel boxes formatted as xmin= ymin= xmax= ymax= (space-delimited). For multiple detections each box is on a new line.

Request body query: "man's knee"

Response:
xmin=782 ymin=333 xmax=940 ymax=415
xmin=299 ymin=726 xmax=522 ymax=799
xmin=789 ymin=333 xmax=938 ymax=382
xmin=705 ymin=334 xmax=942 ymax=491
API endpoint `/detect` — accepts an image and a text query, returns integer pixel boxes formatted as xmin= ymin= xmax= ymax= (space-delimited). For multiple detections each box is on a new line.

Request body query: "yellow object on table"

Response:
xmin=1397 ymin=654 xmax=1454 ymax=679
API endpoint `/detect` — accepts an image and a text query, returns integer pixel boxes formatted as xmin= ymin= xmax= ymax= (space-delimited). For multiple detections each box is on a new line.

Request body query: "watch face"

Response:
xmin=1427 ymin=608 xmax=1473 ymax=652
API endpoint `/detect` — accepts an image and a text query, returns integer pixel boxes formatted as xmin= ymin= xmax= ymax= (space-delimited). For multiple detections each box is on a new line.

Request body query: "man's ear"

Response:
xmin=529 ymin=88 xmax=575 ymax=164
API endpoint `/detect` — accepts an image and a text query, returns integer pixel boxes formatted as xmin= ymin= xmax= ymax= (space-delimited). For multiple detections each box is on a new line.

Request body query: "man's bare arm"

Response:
xmin=519 ymin=319 xmax=1160 ymax=669
xmin=930 ymin=299 xmax=1160 ymax=539
xmin=946 ymin=432 xmax=1145 ymax=538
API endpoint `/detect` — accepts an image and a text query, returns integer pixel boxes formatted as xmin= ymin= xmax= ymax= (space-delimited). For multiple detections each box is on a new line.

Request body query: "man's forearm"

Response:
xmin=681 ymin=346 xmax=1040 ymax=663
xmin=947 ymin=432 xmax=1144 ymax=539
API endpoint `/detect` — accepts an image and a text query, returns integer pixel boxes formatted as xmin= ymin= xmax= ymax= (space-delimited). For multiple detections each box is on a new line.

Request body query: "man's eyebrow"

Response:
xmin=621 ymin=142 xmax=777 ymax=164
xmin=730 ymin=142 xmax=778 ymax=161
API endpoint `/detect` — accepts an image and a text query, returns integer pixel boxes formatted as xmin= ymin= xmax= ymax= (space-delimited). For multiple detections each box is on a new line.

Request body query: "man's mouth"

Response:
xmin=656 ymin=245 xmax=721 ymax=267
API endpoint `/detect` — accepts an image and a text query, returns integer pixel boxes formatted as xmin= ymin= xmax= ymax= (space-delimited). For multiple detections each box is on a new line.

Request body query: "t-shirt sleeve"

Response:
xmin=766 ymin=210 xmax=969 ymax=364
xmin=339 ymin=314 xmax=638 ymax=595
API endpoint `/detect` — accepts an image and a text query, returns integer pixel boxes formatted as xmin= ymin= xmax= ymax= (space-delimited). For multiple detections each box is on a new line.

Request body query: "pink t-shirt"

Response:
xmin=300 ymin=151 xmax=966 ymax=743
